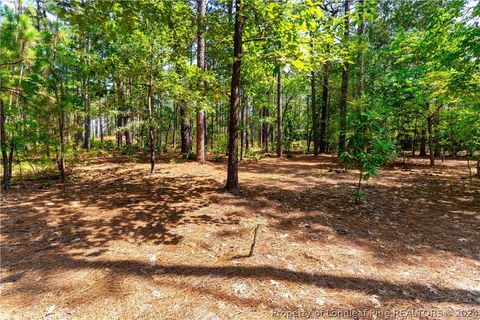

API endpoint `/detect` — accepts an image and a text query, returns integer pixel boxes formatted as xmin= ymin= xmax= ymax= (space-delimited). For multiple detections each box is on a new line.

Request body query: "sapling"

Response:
xmin=340 ymin=101 xmax=395 ymax=201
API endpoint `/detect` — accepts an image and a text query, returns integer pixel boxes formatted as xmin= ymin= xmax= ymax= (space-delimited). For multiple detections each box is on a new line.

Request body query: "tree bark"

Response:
xmin=196 ymin=0 xmax=206 ymax=164
xmin=225 ymin=0 xmax=243 ymax=192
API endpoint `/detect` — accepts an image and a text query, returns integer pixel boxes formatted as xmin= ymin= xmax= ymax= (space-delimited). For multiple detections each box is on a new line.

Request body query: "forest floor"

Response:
xmin=1 ymin=154 xmax=479 ymax=319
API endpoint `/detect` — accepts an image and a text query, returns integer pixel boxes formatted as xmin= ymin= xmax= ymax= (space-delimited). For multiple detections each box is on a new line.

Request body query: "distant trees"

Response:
xmin=1 ymin=0 xmax=479 ymax=190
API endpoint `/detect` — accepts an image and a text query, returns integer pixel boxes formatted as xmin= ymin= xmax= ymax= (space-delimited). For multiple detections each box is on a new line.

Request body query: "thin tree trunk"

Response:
xmin=180 ymin=103 xmax=192 ymax=154
xmin=311 ymin=72 xmax=319 ymax=155
xmin=420 ymin=127 xmax=426 ymax=156
xmin=124 ymin=116 xmax=131 ymax=145
xmin=433 ymin=110 xmax=441 ymax=157
xmin=245 ymin=98 xmax=249 ymax=150
xmin=262 ymin=107 xmax=269 ymax=153
xmin=84 ymin=81 xmax=91 ymax=150
xmin=1 ymin=98 xmax=10 ymax=190
xmin=211 ymin=111 xmax=214 ymax=149
xmin=338 ymin=0 xmax=350 ymax=154
xmin=58 ymin=110 xmax=66 ymax=191
xmin=240 ymin=93 xmax=245 ymax=161
xmin=356 ymin=0 xmax=365 ymax=97
xmin=116 ymin=115 xmax=123 ymax=148
xmin=196 ymin=0 xmax=206 ymax=163
xmin=428 ymin=116 xmax=435 ymax=166
xmin=319 ymin=61 xmax=329 ymax=153
xmin=100 ymin=116 xmax=104 ymax=144
xmin=116 ymin=81 xmax=123 ymax=148
xmin=173 ymin=105 xmax=178 ymax=149
xmin=148 ymin=75 xmax=155 ymax=174
xmin=277 ymin=70 xmax=283 ymax=158
xmin=225 ymin=0 xmax=243 ymax=192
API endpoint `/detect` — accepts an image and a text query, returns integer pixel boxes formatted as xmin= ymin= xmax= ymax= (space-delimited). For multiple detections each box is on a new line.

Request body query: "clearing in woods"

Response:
xmin=1 ymin=155 xmax=479 ymax=319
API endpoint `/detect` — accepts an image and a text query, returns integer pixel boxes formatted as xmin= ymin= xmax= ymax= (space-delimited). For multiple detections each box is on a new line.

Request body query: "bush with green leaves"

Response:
xmin=340 ymin=103 xmax=395 ymax=201
xmin=244 ymin=150 xmax=262 ymax=161
xmin=184 ymin=151 xmax=196 ymax=160
xmin=211 ymin=145 xmax=225 ymax=162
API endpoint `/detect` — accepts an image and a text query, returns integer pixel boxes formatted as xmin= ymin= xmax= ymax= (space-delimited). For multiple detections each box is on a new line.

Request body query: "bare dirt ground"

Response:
xmin=1 ymin=154 xmax=479 ymax=319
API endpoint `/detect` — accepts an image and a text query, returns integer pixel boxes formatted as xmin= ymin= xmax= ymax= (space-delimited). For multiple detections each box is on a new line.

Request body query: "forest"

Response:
xmin=1 ymin=0 xmax=479 ymax=318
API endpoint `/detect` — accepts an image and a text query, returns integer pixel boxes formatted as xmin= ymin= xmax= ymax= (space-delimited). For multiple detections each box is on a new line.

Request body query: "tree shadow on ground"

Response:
xmin=231 ymin=156 xmax=480 ymax=263
xmin=1 ymin=155 xmax=479 ymax=310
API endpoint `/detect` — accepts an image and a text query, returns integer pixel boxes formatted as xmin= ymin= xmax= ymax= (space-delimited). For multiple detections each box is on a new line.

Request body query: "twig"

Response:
xmin=247 ymin=224 xmax=260 ymax=257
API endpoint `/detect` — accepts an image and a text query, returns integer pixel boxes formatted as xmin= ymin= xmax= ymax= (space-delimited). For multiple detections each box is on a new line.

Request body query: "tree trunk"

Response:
xmin=173 ymin=105 xmax=178 ymax=149
xmin=1 ymin=98 xmax=10 ymax=190
xmin=196 ymin=0 xmax=206 ymax=164
xmin=240 ymin=93 xmax=245 ymax=161
xmin=58 ymin=110 xmax=66 ymax=190
xmin=116 ymin=81 xmax=124 ymax=149
xmin=277 ymin=70 xmax=283 ymax=158
xmin=420 ymin=127 xmax=426 ymax=156
xmin=100 ymin=116 xmax=104 ymax=144
xmin=210 ymin=111 xmax=214 ymax=149
xmin=124 ymin=116 xmax=131 ymax=145
xmin=311 ymin=72 xmax=319 ymax=155
xmin=427 ymin=116 xmax=435 ymax=166
xmin=245 ymin=99 xmax=249 ymax=150
xmin=319 ymin=61 xmax=329 ymax=153
xmin=148 ymin=76 xmax=155 ymax=174
xmin=116 ymin=115 xmax=123 ymax=148
xmin=433 ymin=111 xmax=441 ymax=157
xmin=180 ymin=103 xmax=192 ymax=154
xmin=84 ymin=83 xmax=91 ymax=150
xmin=262 ymin=107 xmax=269 ymax=153
xmin=356 ymin=0 xmax=365 ymax=97
xmin=225 ymin=0 xmax=243 ymax=192
xmin=338 ymin=0 xmax=350 ymax=155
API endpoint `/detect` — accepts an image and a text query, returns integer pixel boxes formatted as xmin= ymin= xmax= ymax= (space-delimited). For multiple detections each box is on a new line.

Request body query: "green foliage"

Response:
xmin=245 ymin=150 xmax=262 ymax=161
xmin=184 ymin=151 xmax=196 ymax=160
xmin=120 ymin=144 xmax=142 ymax=155
xmin=1 ymin=0 xmax=479 ymax=188
xmin=340 ymin=100 xmax=395 ymax=198
xmin=212 ymin=144 xmax=226 ymax=162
